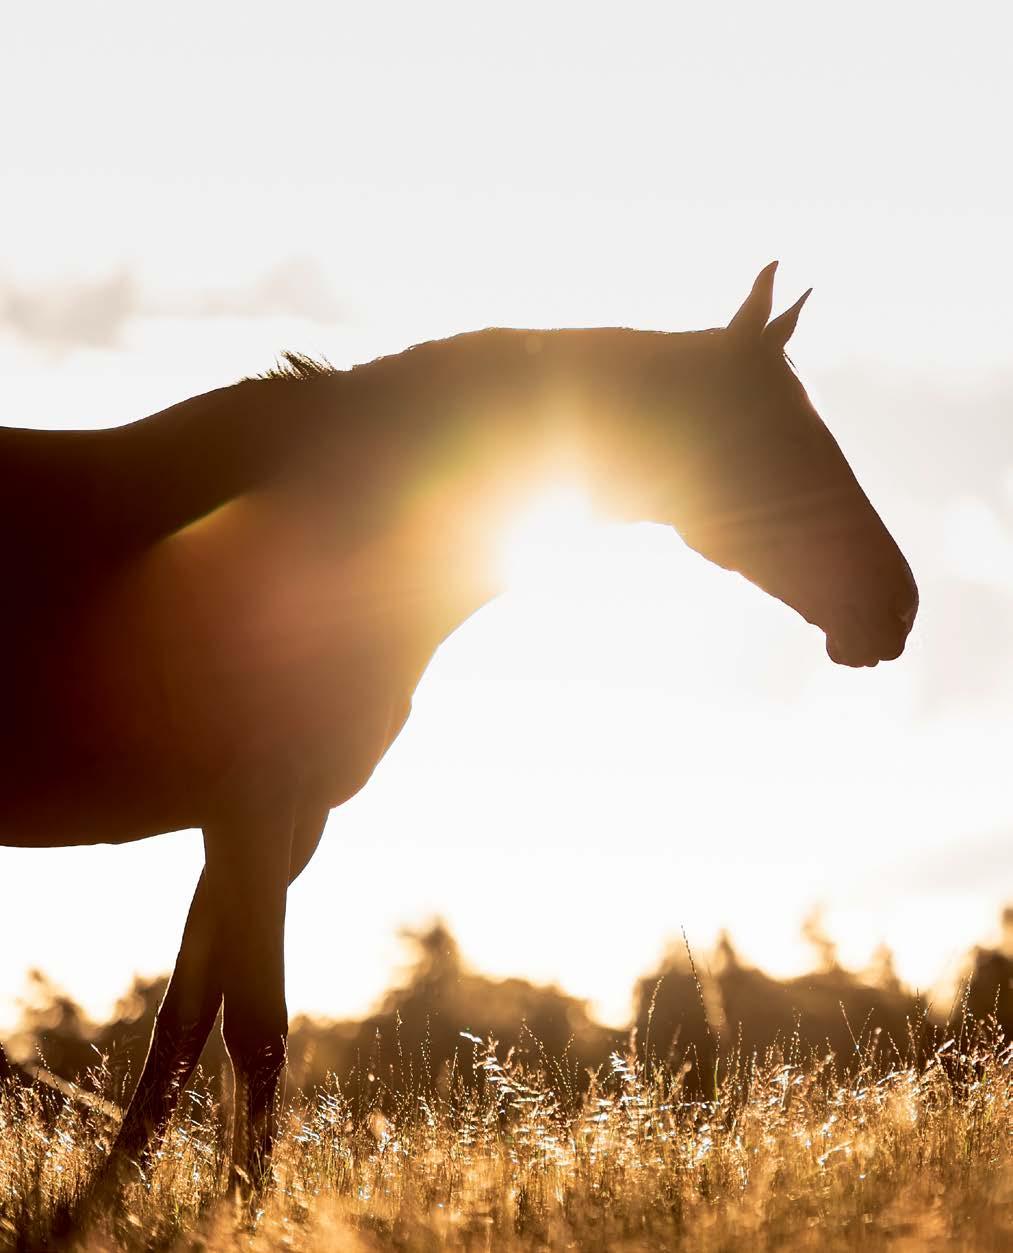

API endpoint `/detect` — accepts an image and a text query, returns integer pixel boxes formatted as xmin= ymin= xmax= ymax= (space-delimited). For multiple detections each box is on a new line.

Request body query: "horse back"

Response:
xmin=0 ymin=382 xmax=298 ymax=586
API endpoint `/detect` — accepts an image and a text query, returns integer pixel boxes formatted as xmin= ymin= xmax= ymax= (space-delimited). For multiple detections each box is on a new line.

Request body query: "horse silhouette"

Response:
xmin=0 ymin=263 xmax=918 ymax=1193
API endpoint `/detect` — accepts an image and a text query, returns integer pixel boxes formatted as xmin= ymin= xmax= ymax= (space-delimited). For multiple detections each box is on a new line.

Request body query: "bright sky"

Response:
xmin=1 ymin=1 xmax=1011 ymax=1030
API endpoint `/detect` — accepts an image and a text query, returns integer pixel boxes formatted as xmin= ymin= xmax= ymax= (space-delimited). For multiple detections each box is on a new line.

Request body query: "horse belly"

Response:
xmin=0 ymin=621 xmax=197 ymax=847
xmin=1 ymin=620 xmax=407 ymax=846
xmin=166 ymin=629 xmax=412 ymax=809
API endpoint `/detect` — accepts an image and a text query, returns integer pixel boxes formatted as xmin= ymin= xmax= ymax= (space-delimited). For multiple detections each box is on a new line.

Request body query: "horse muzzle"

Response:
xmin=824 ymin=583 xmax=919 ymax=669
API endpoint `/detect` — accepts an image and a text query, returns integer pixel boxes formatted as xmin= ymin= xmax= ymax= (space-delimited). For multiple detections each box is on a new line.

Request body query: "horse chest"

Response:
xmin=58 ymin=523 xmax=433 ymax=808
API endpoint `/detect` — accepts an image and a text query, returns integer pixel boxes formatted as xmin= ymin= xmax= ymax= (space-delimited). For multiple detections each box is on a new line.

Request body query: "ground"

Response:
xmin=2 ymin=1024 xmax=1010 ymax=1251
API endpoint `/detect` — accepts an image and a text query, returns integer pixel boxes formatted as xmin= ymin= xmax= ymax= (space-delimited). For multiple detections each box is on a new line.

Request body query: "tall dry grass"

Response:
xmin=1 ymin=1017 xmax=1010 ymax=1251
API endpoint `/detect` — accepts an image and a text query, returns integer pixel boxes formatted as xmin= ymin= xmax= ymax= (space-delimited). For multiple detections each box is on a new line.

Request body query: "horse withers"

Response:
xmin=0 ymin=263 xmax=917 ymax=1198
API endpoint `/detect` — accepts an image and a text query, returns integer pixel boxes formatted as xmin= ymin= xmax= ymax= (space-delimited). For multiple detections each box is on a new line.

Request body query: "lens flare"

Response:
xmin=497 ymin=482 xmax=598 ymax=589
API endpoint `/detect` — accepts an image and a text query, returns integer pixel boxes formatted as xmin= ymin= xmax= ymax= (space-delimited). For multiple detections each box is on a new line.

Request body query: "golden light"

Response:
xmin=497 ymin=480 xmax=600 ymax=590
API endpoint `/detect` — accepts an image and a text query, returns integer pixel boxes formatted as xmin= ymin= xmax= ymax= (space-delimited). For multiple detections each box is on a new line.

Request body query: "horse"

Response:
xmin=0 ymin=263 xmax=918 ymax=1194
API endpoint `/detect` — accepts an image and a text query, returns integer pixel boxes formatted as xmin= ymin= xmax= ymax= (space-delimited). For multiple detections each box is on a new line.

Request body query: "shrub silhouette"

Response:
xmin=632 ymin=928 xmax=933 ymax=1093
xmin=284 ymin=921 xmax=622 ymax=1100
xmin=7 ymin=911 xmax=1009 ymax=1110
xmin=964 ymin=906 xmax=1013 ymax=1035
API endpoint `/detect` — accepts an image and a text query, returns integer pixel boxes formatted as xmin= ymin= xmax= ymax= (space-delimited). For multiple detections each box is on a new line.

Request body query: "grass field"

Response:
xmin=2 ymin=1019 xmax=1010 ymax=1252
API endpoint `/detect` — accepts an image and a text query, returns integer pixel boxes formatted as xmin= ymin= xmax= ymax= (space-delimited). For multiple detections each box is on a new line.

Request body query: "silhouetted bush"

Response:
xmin=632 ymin=929 xmax=933 ymax=1094
xmin=285 ymin=922 xmax=623 ymax=1103
xmin=5 ymin=910 xmax=1009 ymax=1111
xmin=964 ymin=906 xmax=1013 ymax=1036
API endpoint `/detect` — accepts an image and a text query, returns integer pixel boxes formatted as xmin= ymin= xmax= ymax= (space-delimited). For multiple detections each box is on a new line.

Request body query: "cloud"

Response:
xmin=0 ymin=272 xmax=135 ymax=350
xmin=0 ymin=258 xmax=345 ymax=352
xmin=184 ymin=257 xmax=344 ymax=323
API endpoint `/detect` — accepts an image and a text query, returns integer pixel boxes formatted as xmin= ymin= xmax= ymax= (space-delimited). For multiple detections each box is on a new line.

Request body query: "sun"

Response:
xmin=497 ymin=481 xmax=600 ymax=590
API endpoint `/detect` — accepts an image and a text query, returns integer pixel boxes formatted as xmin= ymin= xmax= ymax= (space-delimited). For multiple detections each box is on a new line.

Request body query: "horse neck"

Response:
xmin=402 ymin=323 xmax=705 ymax=507
xmin=123 ymin=384 xmax=311 ymax=541
xmin=341 ymin=326 xmax=698 ymax=617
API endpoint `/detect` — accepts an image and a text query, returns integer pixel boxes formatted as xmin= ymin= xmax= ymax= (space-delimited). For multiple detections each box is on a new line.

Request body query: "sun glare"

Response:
xmin=498 ymin=481 xmax=600 ymax=590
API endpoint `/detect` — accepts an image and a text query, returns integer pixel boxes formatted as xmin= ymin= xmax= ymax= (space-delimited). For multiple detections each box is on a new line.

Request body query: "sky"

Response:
xmin=1 ymin=1 xmax=1011 ymax=1030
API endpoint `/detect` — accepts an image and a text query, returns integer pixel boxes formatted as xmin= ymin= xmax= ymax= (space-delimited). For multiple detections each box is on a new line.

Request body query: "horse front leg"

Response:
xmin=59 ymin=870 xmax=222 ymax=1241
xmin=94 ymin=802 xmax=326 ymax=1206
xmin=106 ymin=871 xmax=222 ymax=1179
xmin=203 ymin=793 xmax=295 ymax=1197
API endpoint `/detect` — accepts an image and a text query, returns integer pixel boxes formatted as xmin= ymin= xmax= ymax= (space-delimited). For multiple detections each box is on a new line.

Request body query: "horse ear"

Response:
xmin=727 ymin=261 xmax=778 ymax=339
xmin=763 ymin=288 xmax=812 ymax=352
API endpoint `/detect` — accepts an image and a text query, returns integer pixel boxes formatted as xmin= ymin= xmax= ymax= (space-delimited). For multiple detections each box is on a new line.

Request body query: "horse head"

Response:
xmin=603 ymin=263 xmax=918 ymax=667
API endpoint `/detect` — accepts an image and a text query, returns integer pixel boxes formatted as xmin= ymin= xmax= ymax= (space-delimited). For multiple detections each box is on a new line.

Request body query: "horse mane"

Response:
xmin=251 ymin=351 xmax=338 ymax=384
